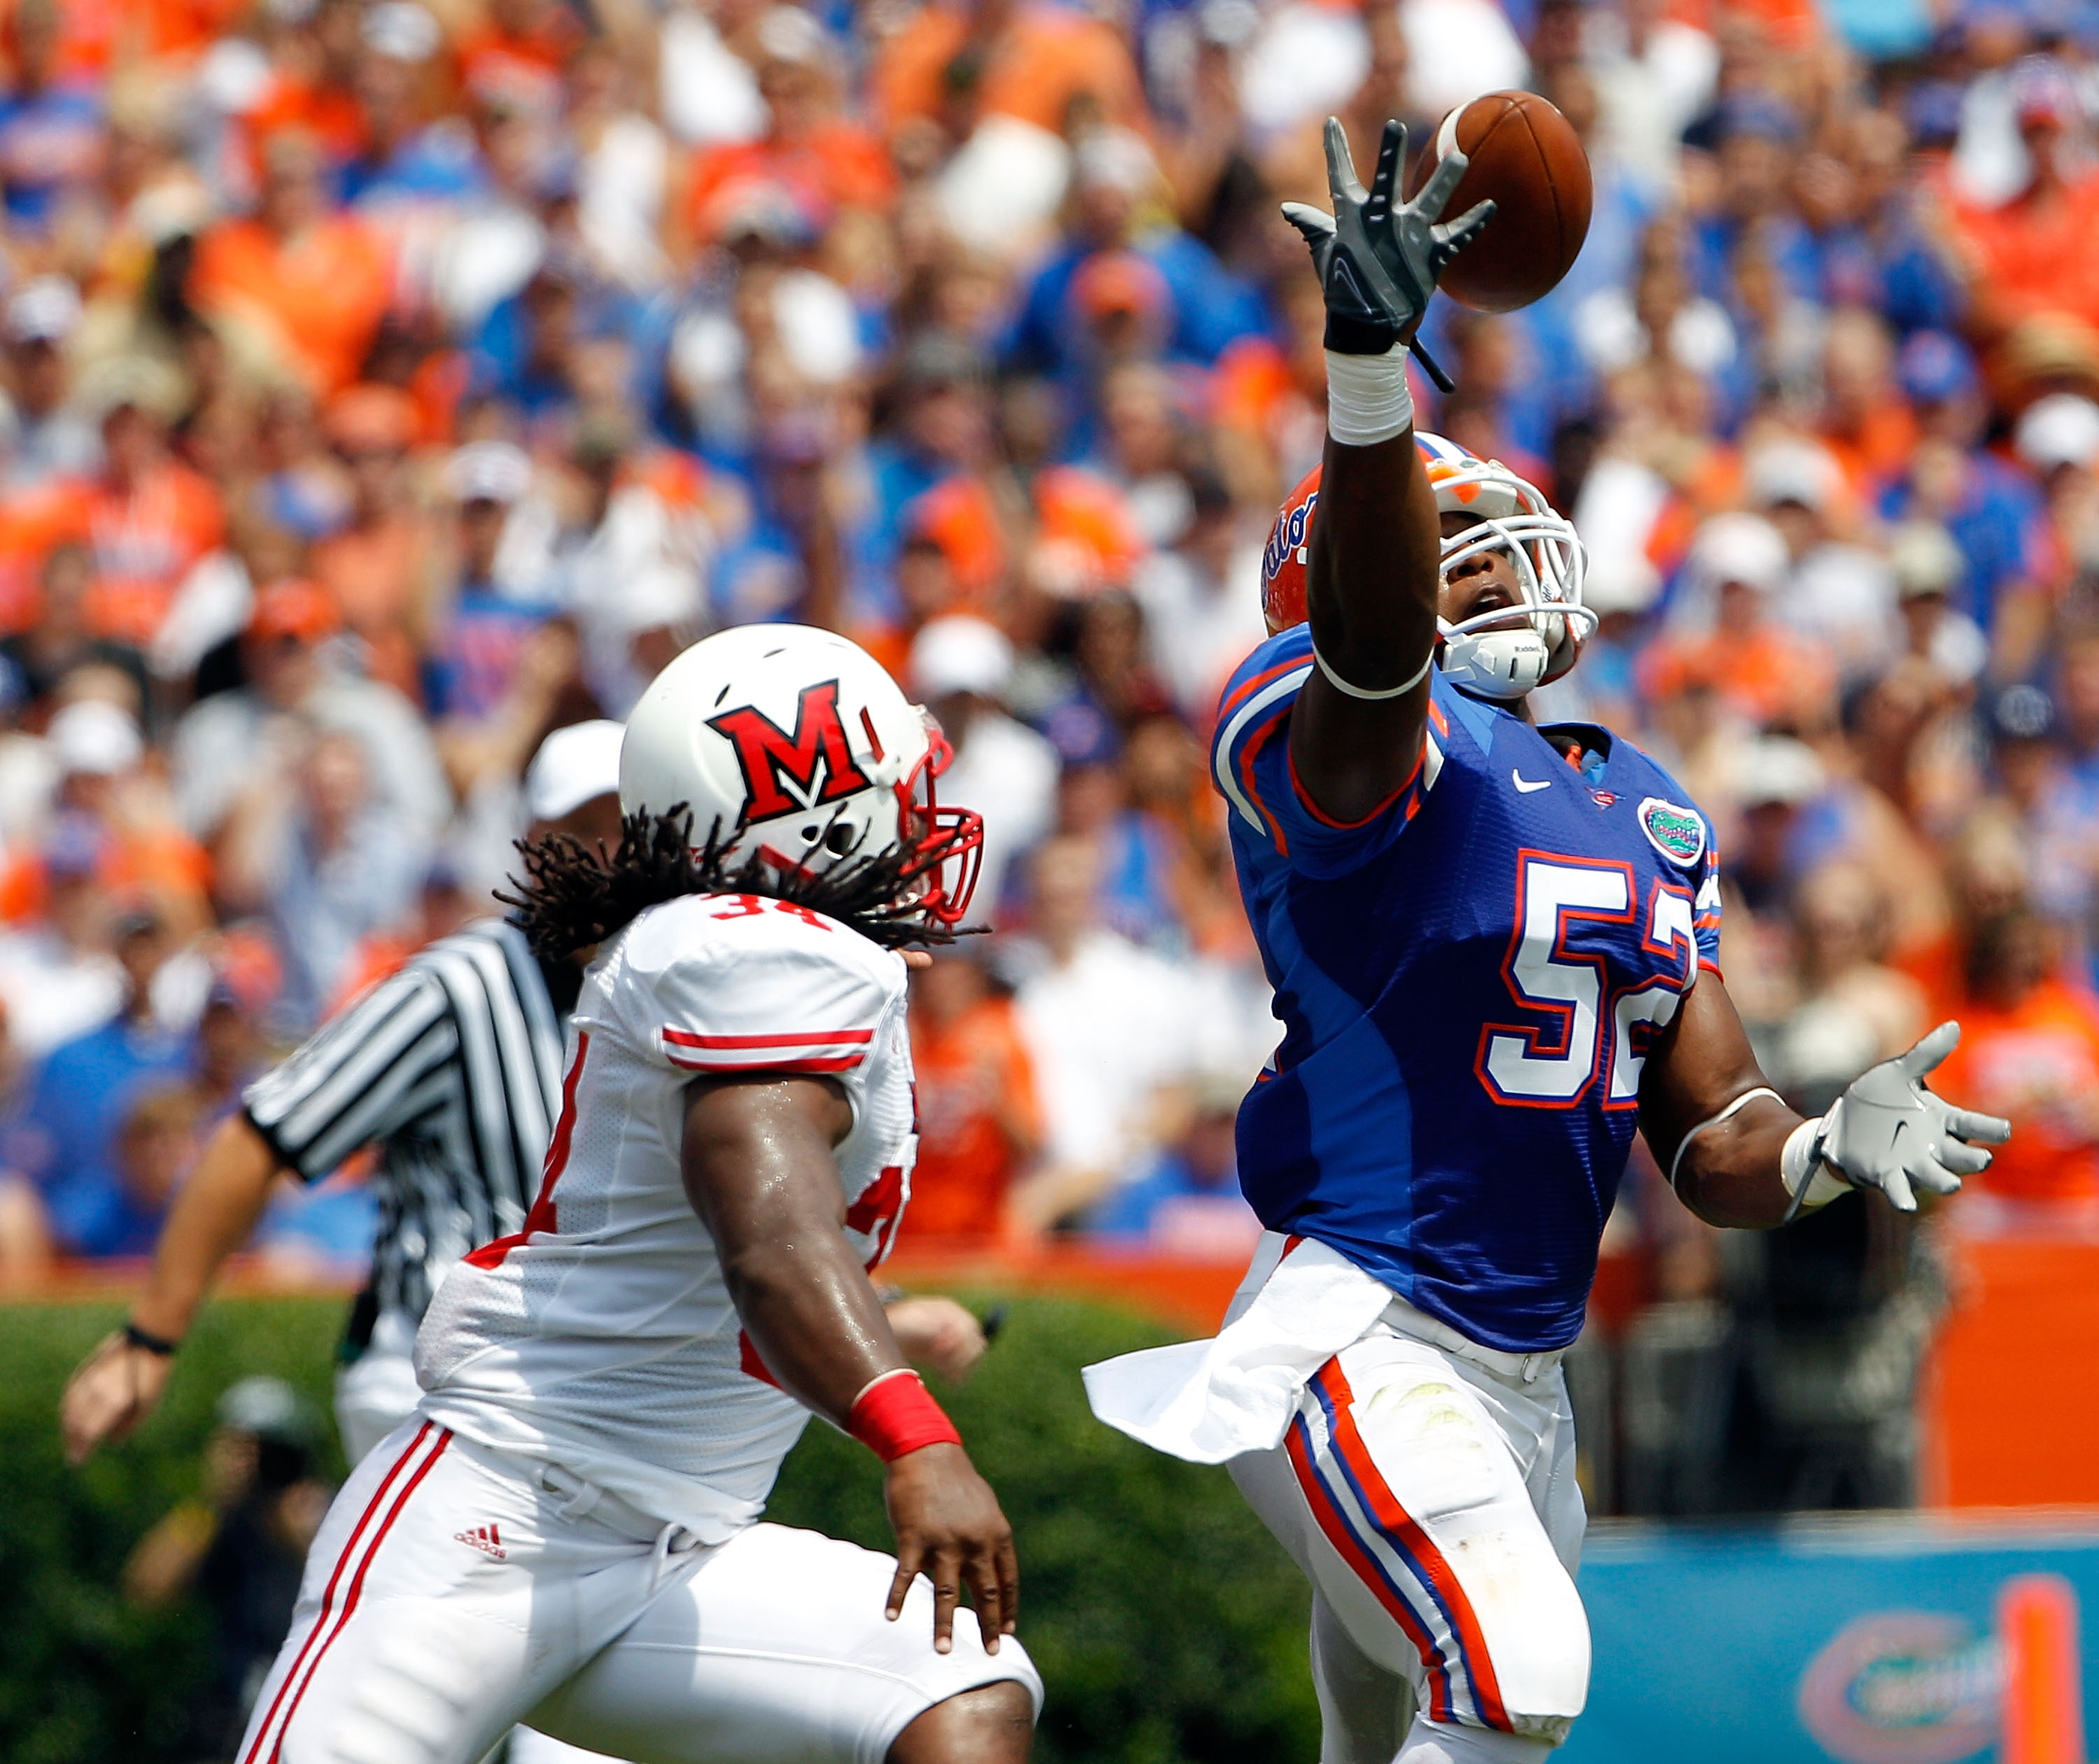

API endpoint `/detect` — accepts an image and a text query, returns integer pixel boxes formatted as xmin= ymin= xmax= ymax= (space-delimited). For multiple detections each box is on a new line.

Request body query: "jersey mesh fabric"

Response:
xmin=1212 ymin=624 xmax=1723 ymax=1354
xmin=416 ymin=892 xmax=917 ymax=1539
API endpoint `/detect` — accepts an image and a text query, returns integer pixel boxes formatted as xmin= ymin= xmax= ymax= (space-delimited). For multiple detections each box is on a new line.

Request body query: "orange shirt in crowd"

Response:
xmin=190 ymin=211 xmax=393 ymax=396
xmin=3 ymin=0 xmax=239 ymax=79
xmin=0 ymin=477 xmax=90 ymax=631
xmin=686 ymin=125 xmax=897 ymax=234
xmin=241 ymin=73 xmax=369 ymax=173
xmin=906 ymin=997 xmax=1040 ymax=1242
xmin=1823 ymin=399 xmax=1918 ymax=499
xmin=66 ymin=460 xmax=224 ymax=644
xmin=1934 ymin=975 xmax=2099 ymax=1203
xmin=454 ymin=8 xmax=582 ymax=115
xmin=1033 ymin=465 xmax=1146 ymax=591
xmin=1948 ymin=176 xmax=2099 ymax=334
xmin=311 ymin=515 xmax=433 ymax=699
xmin=1637 ymin=625 xmax=1837 ymax=731
xmin=871 ymin=1 xmax=1147 ymax=137
xmin=0 ymin=822 xmax=213 ymax=932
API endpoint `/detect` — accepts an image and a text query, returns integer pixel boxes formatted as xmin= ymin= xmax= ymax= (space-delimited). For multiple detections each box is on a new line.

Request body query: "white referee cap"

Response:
xmin=525 ymin=719 xmax=625 ymax=823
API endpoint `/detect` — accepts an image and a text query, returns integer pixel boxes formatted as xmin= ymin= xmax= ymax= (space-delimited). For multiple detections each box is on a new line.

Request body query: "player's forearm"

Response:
xmin=1667 ymin=1098 xmax=1804 ymax=1229
xmin=719 ymin=1227 xmax=909 ymax=1426
xmin=128 ymin=1113 xmax=282 ymax=1343
xmin=1643 ymin=974 xmax=1810 ymax=1229
xmin=1291 ymin=428 xmax=1441 ymax=821
xmin=1306 ymin=427 xmax=1441 ymax=684
xmin=682 ymin=1078 xmax=911 ymax=1426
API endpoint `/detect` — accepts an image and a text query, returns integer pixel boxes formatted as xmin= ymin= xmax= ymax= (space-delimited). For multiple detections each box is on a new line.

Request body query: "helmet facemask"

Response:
xmin=890 ymin=717 xmax=984 ymax=927
xmin=1428 ymin=458 xmax=1594 ymax=703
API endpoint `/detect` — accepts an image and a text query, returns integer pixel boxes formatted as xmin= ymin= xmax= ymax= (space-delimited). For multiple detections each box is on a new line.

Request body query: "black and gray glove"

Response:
xmin=1280 ymin=117 xmax=1497 ymax=356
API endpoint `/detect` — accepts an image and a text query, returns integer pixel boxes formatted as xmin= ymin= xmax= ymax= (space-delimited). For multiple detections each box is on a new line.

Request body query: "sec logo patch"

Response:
xmin=1637 ymin=797 xmax=1706 ymax=868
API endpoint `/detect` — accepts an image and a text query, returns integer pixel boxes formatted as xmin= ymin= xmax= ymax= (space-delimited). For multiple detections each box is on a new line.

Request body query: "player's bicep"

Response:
xmin=678 ymin=1075 xmax=856 ymax=1254
xmin=1637 ymin=972 xmax=1770 ymax=1164
xmin=1292 ymin=428 xmax=1441 ymax=822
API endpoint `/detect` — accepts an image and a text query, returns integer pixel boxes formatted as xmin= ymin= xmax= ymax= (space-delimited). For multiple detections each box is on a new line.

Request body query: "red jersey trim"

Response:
xmin=663 ymin=1026 xmax=874 ymax=1050
xmin=1285 ymin=740 xmax=1425 ymax=831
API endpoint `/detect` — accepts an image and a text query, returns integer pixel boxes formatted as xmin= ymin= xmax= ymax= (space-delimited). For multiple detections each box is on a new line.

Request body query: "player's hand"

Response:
xmin=883 ymin=1441 xmax=1019 ymax=1656
xmin=1816 ymin=1022 xmax=2012 ymax=1213
xmin=1280 ymin=117 xmax=1496 ymax=354
xmin=61 ymin=1332 xmax=175 ymax=1466
xmin=884 ymin=1294 xmax=987 ymax=1384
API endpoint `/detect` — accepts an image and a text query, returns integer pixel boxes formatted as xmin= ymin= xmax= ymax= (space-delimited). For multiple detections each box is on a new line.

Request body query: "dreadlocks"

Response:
xmin=501 ymin=807 xmax=974 ymax=962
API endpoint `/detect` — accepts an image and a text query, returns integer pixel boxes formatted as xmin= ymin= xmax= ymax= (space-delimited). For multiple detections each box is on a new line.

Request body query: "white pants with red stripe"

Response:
xmin=236 ymin=1420 xmax=1043 ymax=1764
xmin=1229 ymin=1326 xmax=1590 ymax=1760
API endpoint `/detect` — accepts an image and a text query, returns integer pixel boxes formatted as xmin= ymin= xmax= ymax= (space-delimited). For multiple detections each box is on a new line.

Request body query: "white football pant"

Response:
xmin=1229 ymin=1325 xmax=1590 ymax=1761
xmin=333 ymin=1320 xmax=622 ymax=1764
xmin=236 ymin=1420 xmax=1042 ymax=1764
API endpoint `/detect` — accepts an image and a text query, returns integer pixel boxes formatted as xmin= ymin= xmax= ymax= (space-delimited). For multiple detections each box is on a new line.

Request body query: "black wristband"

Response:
xmin=1324 ymin=311 xmax=1403 ymax=356
xmin=122 ymin=1320 xmax=181 ymax=1356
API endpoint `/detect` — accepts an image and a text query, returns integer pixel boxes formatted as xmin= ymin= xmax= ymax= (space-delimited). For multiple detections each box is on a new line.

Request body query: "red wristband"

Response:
xmin=847 ymin=1369 xmax=961 ymax=1462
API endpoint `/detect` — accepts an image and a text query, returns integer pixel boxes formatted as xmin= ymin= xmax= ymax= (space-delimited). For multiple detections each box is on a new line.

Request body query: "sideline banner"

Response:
xmin=1566 ymin=1513 xmax=2097 ymax=1764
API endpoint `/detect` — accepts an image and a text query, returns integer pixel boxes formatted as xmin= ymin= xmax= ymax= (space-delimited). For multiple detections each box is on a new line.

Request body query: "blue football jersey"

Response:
xmin=1212 ymin=624 xmax=1723 ymax=1353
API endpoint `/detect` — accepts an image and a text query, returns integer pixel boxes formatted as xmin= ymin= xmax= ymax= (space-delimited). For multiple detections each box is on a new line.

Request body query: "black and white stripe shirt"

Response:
xmin=243 ymin=919 xmax=568 ymax=1324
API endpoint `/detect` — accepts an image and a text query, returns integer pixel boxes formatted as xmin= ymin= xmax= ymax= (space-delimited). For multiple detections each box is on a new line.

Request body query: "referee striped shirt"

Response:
xmin=243 ymin=919 xmax=567 ymax=1324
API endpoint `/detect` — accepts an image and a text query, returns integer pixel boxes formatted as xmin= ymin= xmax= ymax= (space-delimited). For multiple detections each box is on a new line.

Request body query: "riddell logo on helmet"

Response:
xmin=707 ymin=680 xmax=874 ymax=822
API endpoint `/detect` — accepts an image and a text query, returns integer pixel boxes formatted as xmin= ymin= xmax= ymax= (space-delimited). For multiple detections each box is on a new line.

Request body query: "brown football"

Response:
xmin=1401 ymin=91 xmax=1592 ymax=313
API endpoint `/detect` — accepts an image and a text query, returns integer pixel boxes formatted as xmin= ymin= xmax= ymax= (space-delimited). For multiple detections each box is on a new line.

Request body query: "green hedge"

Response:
xmin=0 ymin=1294 xmax=1317 ymax=1764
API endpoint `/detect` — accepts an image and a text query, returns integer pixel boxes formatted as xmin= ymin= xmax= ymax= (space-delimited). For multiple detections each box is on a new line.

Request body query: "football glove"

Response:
xmin=1281 ymin=117 xmax=1497 ymax=356
xmin=1789 ymin=1022 xmax=2011 ymax=1217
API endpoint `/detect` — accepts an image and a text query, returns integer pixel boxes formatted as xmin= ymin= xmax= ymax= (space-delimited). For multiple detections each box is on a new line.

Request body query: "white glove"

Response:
xmin=1784 ymin=1022 xmax=2011 ymax=1216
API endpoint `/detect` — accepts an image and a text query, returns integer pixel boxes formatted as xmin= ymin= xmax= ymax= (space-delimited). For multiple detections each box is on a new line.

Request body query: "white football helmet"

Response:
xmin=1418 ymin=432 xmax=1593 ymax=700
xmin=621 ymin=623 xmax=984 ymax=925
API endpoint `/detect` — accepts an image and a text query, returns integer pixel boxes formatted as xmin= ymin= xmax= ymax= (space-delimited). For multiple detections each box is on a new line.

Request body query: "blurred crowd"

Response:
xmin=0 ymin=0 xmax=2093 ymax=1504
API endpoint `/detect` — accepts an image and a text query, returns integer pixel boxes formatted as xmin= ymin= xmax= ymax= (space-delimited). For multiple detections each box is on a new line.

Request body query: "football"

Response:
xmin=1403 ymin=90 xmax=1593 ymax=313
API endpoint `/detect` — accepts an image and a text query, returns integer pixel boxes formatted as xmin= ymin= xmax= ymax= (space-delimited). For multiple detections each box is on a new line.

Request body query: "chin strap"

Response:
xmin=1439 ymin=624 xmax=1551 ymax=700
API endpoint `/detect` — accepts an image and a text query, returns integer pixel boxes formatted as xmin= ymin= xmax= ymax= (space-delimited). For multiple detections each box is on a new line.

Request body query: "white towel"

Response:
xmin=1081 ymin=1233 xmax=1396 ymax=1465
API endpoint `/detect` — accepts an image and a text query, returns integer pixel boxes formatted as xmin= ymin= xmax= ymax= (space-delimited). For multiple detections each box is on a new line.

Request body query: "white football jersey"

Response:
xmin=415 ymin=890 xmax=917 ymax=1542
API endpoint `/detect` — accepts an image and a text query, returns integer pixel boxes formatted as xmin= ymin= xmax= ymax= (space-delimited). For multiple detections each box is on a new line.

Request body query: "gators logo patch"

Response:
xmin=1637 ymin=797 xmax=1706 ymax=868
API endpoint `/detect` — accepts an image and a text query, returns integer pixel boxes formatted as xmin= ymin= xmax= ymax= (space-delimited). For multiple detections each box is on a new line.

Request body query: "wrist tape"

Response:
xmin=847 ymin=1369 xmax=961 ymax=1462
xmin=1781 ymin=1114 xmax=1849 ymax=1211
xmin=1325 ymin=344 xmax=1415 ymax=447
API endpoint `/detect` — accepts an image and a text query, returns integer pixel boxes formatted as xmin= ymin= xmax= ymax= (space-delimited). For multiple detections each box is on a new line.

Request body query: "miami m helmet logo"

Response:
xmin=707 ymin=680 xmax=872 ymax=822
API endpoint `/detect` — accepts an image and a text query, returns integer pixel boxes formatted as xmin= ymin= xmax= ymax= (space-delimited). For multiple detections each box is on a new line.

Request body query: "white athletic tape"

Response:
xmin=1325 ymin=344 xmax=1415 ymax=447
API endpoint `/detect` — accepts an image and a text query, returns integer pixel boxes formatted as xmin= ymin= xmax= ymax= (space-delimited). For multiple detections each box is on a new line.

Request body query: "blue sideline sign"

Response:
xmin=1563 ymin=1513 xmax=2099 ymax=1764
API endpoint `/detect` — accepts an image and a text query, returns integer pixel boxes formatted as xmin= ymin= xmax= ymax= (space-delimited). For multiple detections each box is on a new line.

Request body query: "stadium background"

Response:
xmin=2 ymin=0 xmax=2099 ymax=1751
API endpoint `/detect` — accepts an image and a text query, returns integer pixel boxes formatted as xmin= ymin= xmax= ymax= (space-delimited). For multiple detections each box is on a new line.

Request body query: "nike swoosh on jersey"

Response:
xmin=1512 ymin=771 xmax=1552 ymax=793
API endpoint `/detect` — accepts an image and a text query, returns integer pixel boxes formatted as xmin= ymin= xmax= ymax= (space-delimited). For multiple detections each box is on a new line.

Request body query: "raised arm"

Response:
xmin=1641 ymin=973 xmax=2011 ymax=1227
xmin=1283 ymin=120 xmax=1492 ymax=822
xmin=681 ymin=1073 xmax=1017 ymax=1653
